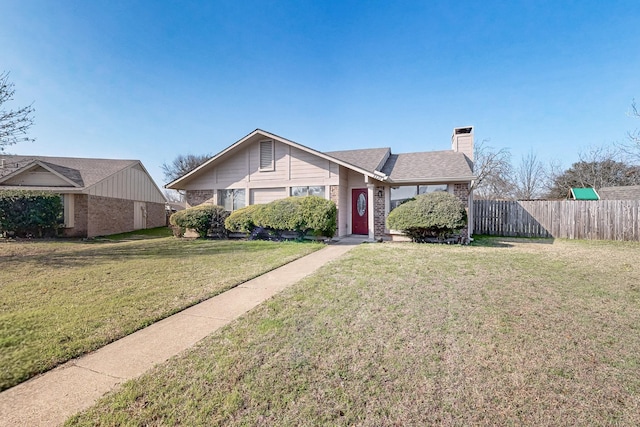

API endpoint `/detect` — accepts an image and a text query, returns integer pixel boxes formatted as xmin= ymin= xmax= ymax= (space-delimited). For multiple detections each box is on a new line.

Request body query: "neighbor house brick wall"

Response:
xmin=374 ymin=185 xmax=386 ymax=238
xmin=87 ymin=195 xmax=134 ymax=237
xmin=146 ymin=202 xmax=167 ymax=229
xmin=61 ymin=194 xmax=88 ymax=237
xmin=186 ymin=190 xmax=215 ymax=208
xmin=330 ymin=185 xmax=339 ymax=237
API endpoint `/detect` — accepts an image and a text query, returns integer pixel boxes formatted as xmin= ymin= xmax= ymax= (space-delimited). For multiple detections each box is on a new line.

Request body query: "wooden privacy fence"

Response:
xmin=473 ymin=200 xmax=640 ymax=241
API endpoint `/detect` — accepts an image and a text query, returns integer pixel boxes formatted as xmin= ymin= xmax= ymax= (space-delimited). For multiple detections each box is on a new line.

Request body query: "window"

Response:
xmin=390 ymin=184 xmax=448 ymax=210
xmin=259 ymin=140 xmax=274 ymax=171
xmin=290 ymin=186 xmax=325 ymax=198
xmin=218 ymin=189 xmax=246 ymax=211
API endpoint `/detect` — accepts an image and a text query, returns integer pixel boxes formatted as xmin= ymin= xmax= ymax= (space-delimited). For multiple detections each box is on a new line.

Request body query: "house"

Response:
xmin=597 ymin=185 xmax=640 ymax=200
xmin=166 ymin=127 xmax=475 ymax=240
xmin=0 ymin=155 xmax=167 ymax=237
xmin=569 ymin=187 xmax=600 ymax=200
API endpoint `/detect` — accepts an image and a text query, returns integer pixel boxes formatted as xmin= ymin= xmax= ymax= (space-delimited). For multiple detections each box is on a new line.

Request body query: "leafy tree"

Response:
xmin=162 ymin=154 xmax=211 ymax=183
xmin=1 ymin=71 xmax=35 ymax=152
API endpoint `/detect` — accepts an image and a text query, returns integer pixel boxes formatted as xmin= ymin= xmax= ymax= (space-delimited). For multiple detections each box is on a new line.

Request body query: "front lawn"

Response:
xmin=66 ymin=238 xmax=640 ymax=426
xmin=0 ymin=235 xmax=322 ymax=391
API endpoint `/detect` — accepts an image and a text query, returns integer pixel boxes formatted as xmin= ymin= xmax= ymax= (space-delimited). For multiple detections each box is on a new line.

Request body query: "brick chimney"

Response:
xmin=451 ymin=126 xmax=474 ymax=161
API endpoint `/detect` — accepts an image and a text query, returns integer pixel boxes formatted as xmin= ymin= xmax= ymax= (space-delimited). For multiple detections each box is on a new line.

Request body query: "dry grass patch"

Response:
xmin=0 ymin=236 xmax=322 ymax=391
xmin=67 ymin=238 xmax=640 ymax=426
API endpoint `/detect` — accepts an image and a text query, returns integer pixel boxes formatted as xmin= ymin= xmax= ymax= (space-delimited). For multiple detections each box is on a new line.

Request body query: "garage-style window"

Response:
xmin=290 ymin=186 xmax=325 ymax=198
xmin=218 ymin=189 xmax=246 ymax=211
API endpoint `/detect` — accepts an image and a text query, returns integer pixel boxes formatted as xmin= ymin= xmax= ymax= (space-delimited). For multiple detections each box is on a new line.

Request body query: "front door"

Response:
xmin=352 ymin=188 xmax=368 ymax=235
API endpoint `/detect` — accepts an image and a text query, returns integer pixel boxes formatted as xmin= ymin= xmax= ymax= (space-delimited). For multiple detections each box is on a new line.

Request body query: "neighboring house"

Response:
xmin=166 ymin=127 xmax=475 ymax=240
xmin=597 ymin=185 xmax=640 ymax=200
xmin=0 ymin=155 xmax=167 ymax=237
xmin=569 ymin=188 xmax=600 ymax=200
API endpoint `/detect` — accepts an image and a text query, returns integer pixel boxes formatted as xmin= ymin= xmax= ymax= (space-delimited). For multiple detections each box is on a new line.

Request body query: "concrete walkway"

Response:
xmin=0 ymin=237 xmax=363 ymax=427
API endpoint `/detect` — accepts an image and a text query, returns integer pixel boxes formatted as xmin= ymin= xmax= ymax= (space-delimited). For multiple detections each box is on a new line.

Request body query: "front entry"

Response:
xmin=351 ymin=188 xmax=368 ymax=235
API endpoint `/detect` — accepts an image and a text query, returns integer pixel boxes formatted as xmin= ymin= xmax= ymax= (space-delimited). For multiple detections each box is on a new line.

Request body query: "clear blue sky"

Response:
xmin=3 ymin=1 xmax=640 ymax=188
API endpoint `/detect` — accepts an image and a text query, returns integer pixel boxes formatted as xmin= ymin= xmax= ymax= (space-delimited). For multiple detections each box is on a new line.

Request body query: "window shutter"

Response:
xmin=259 ymin=140 xmax=274 ymax=170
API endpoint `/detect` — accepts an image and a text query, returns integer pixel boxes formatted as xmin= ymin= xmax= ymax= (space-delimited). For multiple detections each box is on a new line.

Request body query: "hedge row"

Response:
xmin=225 ymin=196 xmax=336 ymax=239
xmin=0 ymin=190 xmax=63 ymax=237
xmin=386 ymin=191 xmax=467 ymax=242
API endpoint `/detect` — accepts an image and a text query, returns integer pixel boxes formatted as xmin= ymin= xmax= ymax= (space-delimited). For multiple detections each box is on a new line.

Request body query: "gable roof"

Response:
xmin=570 ymin=187 xmax=600 ymax=200
xmin=0 ymin=155 xmax=153 ymax=193
xmin=598 ymin=185 xmax=640 ymax=200
xmin=166 ymin=129 xmax=475 ymax=188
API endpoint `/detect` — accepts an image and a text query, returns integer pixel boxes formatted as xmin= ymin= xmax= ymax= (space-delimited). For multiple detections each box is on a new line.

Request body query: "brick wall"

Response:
xmin=186 ymin=190 xmax=215 ymax=207
xmin=453 ymin=183 xmax=471 ymax=241
xmin=330 ymin=185 xmax=339 ymax=236
xmin=146 ymin=202 xmax=167 ymax=229
xmin=453 ymin=183 xmax=469 ymax=204
xmin=87 ymin=195 xmax=134 ymax=237
xmin=374 ymin=186 xmax=386 ymax=238
xmin=61 ymin=194 xmax=88 ymax=237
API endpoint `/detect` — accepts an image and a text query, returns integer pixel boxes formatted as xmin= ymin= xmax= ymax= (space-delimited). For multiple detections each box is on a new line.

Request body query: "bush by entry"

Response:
xmin=386 ymin=191 xmax=467 ymax=243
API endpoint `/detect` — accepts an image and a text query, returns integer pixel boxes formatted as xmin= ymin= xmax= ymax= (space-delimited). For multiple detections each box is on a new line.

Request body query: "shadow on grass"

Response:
xmin=2 ymin=238 xmax=317 ymax=269
xmin=471 ymin=235 xmax=555 ymax=248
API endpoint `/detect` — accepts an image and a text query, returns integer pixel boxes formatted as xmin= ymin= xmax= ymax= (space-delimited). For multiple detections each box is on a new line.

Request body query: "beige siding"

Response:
xmin=88 ymin=165 xmax=165 ymax=203
xmin=181 ymin=140 xmax=340 ymax=193
xmin=248 ymin=141 xmax=289 ymax=182
xmin=3 ymin=166 xmax=71 ymax=187
xmin=216 ymin=147 xmax=249 ymax=186
xmin=289 ymin=147 xmax=331 ymax=180
xmin=250 ymin=187 xmax=287 ymax=204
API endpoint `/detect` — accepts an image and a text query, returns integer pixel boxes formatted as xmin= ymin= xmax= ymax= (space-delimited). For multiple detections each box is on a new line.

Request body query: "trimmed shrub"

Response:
xmin=223 ymin=196 xmax=337 ymax=239
xmin=252 ymin=197 xmax=303 ymax=237
xmin=169 ymin=204 xmax=229 ymax=238
xmin=299 ymin=195 xmax=337 ymax=237
xmin=0 ymin=190 xmax=63 ymax=237
xmin=386 ymin=192 xmax=467 ymax=242
xmin=224 ymin=204 xmax=262 ymax=233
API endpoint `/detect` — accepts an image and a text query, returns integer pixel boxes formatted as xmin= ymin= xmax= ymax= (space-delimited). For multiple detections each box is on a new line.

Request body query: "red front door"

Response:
xmin=352 ymin=188 xmax=368 ymax=235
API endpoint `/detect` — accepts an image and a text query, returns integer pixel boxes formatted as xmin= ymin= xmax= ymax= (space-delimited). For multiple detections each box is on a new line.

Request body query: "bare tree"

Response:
xmin=546 ymin=146 xmax=640 ymax=199
xmin=619 ymin=99 xmax=640 ymax=163
xmin=511 ymin=151 xmax=547 ymax=200
xmin=471 ymin=139 xmax=513 ymax=199
xmin=1 ymin=71 xmax=35 ymax=152
xmin=162 ymin=153 xmax=211 ymax=183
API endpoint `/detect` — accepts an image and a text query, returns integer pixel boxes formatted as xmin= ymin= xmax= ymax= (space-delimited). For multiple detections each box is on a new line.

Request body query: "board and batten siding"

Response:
xmin=88 ymin=164 xmax=165 ymax=203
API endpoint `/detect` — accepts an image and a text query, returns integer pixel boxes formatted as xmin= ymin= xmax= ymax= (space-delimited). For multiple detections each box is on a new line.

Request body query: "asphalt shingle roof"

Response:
xmin=0 ymin=155 xmax=139 ymax=189
xmin=324 ymin=148 xmax=391 ymax=173
xmin=597 ymin=185 xmax=640 ymax=200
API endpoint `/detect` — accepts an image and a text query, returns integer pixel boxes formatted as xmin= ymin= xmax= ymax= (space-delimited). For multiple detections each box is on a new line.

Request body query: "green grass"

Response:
xmin=66 ymin=237 xmax=640 ymax=426
xmin=0 ymin=235 xmax=322 ymax=391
